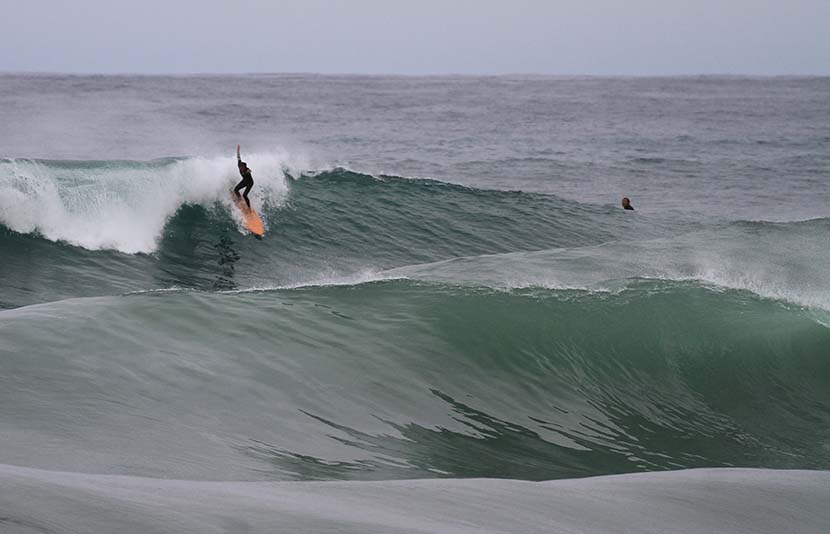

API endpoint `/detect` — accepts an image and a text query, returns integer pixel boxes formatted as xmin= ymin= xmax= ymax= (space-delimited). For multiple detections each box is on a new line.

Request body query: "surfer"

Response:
xmin=621 ymin=197 xmax=634 ymax=210
xmin=234 ymin=144 xmax=254 ymax=208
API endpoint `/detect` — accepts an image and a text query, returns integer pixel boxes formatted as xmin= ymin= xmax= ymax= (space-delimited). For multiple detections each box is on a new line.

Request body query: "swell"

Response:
xmin=1 ymin=157 xmax=645 ymax=256
xmin=0 ymin=161 xmax=675 ymax=308
xmin=3 ymin=158 xmax=828 ymax=315
xmin=3 ymin=198 xmax=828 ymax=312
xmin=2 ymin=281 xmax=828 ymax=481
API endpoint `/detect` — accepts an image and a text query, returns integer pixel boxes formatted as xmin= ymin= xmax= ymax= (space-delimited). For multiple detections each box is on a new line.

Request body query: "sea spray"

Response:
xmin=0 ymin=153 xmax=299 ymax=252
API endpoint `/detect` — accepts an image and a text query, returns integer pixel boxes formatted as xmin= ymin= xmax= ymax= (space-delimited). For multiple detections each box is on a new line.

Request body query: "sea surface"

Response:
xmin=1 ymin=74 xmax=829 ymax=533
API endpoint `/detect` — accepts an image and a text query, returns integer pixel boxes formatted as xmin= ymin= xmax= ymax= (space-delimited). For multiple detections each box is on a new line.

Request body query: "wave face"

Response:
xmin=0 ymin=158 xmax=689 ymax=307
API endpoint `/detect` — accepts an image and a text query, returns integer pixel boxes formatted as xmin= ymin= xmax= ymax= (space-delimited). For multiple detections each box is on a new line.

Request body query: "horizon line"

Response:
xmin=1 ymin=70 xmax=829 ymax=79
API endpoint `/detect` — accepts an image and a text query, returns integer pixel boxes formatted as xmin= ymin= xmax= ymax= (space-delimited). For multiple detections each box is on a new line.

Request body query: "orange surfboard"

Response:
xmin=231 ymin=193 xmax=265 ymax=237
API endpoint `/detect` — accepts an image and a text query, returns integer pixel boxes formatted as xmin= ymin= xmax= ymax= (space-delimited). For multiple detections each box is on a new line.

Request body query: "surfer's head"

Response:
xmin=621 ymin=197 xmax=632 ymax=209
xmin=238 ymin=161 xmax=248 ymax=170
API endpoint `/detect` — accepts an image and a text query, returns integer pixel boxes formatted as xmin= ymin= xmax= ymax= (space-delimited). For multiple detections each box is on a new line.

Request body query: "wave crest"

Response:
xmin=0 ymin=153 xmax=302 ymax=252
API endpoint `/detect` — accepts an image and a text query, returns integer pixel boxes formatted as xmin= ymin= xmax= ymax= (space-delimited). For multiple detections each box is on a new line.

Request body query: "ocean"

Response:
xmin=1 ymin=74 xmax=829 ymax=532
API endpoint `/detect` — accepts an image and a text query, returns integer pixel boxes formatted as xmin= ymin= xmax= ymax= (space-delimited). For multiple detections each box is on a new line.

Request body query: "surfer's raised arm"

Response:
xmin=237 ymin=144 xmax=241 ymax=162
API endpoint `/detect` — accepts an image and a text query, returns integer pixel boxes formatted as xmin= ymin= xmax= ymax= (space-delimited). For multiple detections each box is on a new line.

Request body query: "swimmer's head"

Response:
xmin=621 ymin=197 xmax=632 ymax=208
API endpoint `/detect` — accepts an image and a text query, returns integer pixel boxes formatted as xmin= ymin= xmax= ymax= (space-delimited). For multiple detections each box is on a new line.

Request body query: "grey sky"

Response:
xmin=2 ymin=0 xmax=828 ymax=75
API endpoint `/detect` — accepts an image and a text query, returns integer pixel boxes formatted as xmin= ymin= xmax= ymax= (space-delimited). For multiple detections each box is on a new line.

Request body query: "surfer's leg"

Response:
xmin=233 ymin=179 xmax=245 ymax=197
xmin=242 ymin=184 xmax=252 ymax=208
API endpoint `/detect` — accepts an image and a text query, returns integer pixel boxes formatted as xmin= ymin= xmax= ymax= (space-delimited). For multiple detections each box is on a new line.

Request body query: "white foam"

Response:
xmin=233 ymin=268 xmax=406 ymax=292
xmin=0 ymin=151 xmax=306 ymax=253
xmin=388 ymin=228 xmax=830 ymax=312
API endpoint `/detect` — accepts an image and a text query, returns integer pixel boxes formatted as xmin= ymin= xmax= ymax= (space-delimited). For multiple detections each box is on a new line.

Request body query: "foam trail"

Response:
xmin=0 ymin=151 xmax=303 ymax=253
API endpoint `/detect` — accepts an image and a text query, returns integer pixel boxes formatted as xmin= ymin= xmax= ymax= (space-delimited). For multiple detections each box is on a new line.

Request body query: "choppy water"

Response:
xmin=1 ymin=74 xmax=829 ymax=532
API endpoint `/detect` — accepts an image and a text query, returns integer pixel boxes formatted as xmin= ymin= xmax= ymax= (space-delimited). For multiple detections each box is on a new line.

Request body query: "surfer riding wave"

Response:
xmin=234 ymin=144 xmax=254 ymax=208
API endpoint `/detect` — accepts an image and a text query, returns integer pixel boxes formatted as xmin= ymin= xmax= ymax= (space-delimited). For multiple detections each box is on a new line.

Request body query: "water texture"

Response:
xmin=1 ymin=74 xmax=829 ymax=532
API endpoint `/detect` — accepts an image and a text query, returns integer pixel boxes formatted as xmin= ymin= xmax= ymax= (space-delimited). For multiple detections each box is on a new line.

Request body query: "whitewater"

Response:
xmin=1 ymin=74 xmax=829 ymax=533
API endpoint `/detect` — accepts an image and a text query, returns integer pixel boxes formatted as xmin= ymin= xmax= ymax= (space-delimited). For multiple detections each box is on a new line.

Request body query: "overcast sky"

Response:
xmin=2 ymin=0 xmax=828 ymax=75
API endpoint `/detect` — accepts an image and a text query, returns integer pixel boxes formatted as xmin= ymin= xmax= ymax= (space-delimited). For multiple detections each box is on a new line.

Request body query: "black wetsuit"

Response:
xmin=234 ymin=164 xmax=254 ymax=208
xmin=624 ymin=204 xmax=634 ymax=210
